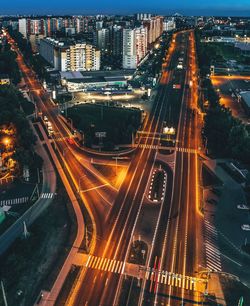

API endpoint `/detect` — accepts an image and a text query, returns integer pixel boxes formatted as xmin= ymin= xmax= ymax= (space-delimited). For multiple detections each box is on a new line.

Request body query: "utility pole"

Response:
xmin=1 ymin=280 xmax=8 ymax=306
xmin=23 ymin=221 xmax=30 ymax=239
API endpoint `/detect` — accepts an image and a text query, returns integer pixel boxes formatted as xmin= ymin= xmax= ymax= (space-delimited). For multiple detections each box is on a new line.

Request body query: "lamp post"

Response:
xmin=1 ymin=280 xmax=8 ymax=306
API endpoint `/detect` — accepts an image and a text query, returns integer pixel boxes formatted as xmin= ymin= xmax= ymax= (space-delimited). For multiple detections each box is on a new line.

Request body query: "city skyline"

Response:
xmin=1 ymin=0 xmax=250 ymax=16
xmin=0 ymin=7 xmax=250 ymax=306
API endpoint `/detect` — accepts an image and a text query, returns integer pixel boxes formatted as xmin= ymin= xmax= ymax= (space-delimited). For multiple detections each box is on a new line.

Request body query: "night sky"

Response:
xmin=1 ymin=0 xmax=250 ymax=16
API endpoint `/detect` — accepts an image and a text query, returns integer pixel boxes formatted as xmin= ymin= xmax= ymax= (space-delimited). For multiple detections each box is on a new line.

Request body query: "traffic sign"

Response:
xmin=95 ymin=132 xmax=106 ymax=138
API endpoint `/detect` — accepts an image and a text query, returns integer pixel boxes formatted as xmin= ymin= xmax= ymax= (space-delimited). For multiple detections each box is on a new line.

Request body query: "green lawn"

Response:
xmin=68 ymin=103 xmax=142 ymax=149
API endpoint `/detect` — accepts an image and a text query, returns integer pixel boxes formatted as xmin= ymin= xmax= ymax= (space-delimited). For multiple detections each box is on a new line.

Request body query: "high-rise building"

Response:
xmin=30 ymin=19 xmax=40 ymax=35
xmin=135 ymin=26 xmax=148 ymax=66
xmin=97 ymin=28 xmax=110 ymax=52
xmin=143 ymin=16 xmax=163 ymax=47
xmin=122 ymin=26 xmax=148 ymax=69
xmin=122 ymin=28 xmax=137 ymax=69
xmin=39 ymin=38 xmax=100 ymax=72
xmin=136 ymin=13 xmax=152 ymax=21
xmin=18 ymin=18 xmax=27 ymax=38
xmin=163 ymin=18 xmax=176 ymax=32
xmin=111 ymin=25 xmax=123 ymax=58
xmin=67 ymin=43 xmax=100 ymax=71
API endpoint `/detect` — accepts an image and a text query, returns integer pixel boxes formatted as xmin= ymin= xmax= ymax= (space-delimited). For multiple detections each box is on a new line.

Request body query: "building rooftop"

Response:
xmin=60 ymin=69 xmax=135 ymax=83
xmin=240 ymin=91 xmax=250 ymax=108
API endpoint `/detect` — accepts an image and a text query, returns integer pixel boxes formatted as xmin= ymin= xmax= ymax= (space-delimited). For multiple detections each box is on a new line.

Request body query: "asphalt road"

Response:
xmin=7 ymin=30 xmax=203 ymax=306
xmin=70 ymin=31 xmax=202 ymax=306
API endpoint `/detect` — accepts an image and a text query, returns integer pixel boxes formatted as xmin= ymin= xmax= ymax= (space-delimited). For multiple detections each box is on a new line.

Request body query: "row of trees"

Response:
xmin=195 ymin=29 xmax=250 ymax=164
xmin=0 ymin=85 xmax=38 ymax=172
xmin=0 ymin=37 xmax=21 ymax=84
xmin=202 ymin=79 xmax=250 ymax=163
xmin=7 ymin=26 xmax=49 ymax=81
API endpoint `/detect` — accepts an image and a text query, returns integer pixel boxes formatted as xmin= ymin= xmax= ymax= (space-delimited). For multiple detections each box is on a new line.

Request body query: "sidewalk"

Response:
xmin=0 ymin=122 xmax=56 ymax=256
xmin=207 ymin=273 xmax=226 ymax=305
xmin=36 ymin=122 xmax=85 ymax=306
xmin=201 ymin=158 xmax=250 ymax=300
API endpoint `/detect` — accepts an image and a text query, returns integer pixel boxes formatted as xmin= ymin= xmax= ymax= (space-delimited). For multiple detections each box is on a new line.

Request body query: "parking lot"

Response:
xmin=211 ymin=75 xmax=250 ymax=124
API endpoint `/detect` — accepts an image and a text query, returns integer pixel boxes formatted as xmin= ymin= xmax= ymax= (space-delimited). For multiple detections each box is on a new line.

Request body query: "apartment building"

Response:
xmin=39 ymin=38 xmax=100 ymax=71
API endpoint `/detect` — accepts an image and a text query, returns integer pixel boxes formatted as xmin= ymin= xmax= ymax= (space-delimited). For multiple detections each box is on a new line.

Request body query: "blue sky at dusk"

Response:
xmin=1 ymin=0 xmax=250 ymax=16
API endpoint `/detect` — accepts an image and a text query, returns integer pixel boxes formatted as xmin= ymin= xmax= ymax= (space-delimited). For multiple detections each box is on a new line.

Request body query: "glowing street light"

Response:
xmin=163 ymin=127 xmax=175 ymax=135
xmin=3 ymin=138 xmax=10 ymax=146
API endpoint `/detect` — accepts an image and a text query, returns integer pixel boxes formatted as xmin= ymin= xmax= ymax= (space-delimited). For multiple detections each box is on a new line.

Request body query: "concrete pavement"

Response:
xmin=0 ymin=121 xmax=56 ymax=256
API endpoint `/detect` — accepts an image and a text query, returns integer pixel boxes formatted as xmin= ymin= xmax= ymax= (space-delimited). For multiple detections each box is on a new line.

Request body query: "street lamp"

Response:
xmin=3 ymin=138 xmax=10 ymax=146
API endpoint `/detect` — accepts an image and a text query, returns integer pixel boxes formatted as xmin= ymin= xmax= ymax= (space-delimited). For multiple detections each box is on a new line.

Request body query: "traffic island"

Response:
xmin=128 ymin=240 xmax=148 ymax=265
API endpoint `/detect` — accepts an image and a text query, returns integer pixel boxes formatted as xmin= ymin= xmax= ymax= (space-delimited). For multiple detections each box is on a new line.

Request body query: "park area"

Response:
xmin=201 ymin=42 xmax=250 ymax=65
xmin=67 ymin=103 xmax=142 ymax=150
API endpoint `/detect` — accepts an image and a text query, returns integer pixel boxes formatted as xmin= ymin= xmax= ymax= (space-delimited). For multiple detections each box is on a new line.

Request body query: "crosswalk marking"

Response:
xmin=84 ymin=255 xmax=204 ymax=292
xmin=0 ymin=196 xmax=29 ymax=207
xmin=40 ymin=192 xmax=54 ymax=199
xmin=176 ymin=147 xmax=197 ymax=153
xmin=85 ymin=255 xmax=125 ymax=275
xmin=145 ymin=270 xmax=200 ymax=291
xmin=139 ymin=144 xmax=159 ymax=150
xmin=204 ymin=220 xmax=222 ymax=272
xmin=138 ymin=144 xmax=197 ymax=154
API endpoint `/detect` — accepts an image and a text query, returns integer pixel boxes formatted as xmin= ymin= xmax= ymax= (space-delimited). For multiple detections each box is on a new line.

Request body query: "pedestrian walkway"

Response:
xmin=138 ymin=144 xmax=159 ymax=150
xmin=177 ymin=147 xmax=197 ymax=153
xmin=0 ymin=196 xmax=29 ymax=207
xmin=40 ymin=192 xmax=54 ymax=199
xmin=145 ymin=269 xmax=199 ymax=291
xmin=83 ymin=254 xmax=204 ymax=292
xmin=138 ymin=144 xmax=197 ymax=154
xmin=86 ymin=255 xmax=126 ymax=274
xmin=204 ymin=219 xmax=222 ymax=272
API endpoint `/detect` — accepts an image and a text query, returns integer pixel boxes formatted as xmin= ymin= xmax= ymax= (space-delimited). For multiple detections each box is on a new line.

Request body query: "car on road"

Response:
xmin=66 ymin=138 xmax=74 ymax=145
xmin=237 ymin=204 xmax=250 ymax=210
xmin=241 ymin=224 xmax=250 ymax=231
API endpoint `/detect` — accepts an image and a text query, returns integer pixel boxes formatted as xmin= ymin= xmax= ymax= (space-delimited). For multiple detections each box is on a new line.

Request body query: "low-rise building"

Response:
xmin=240 ymin=91 xmax=250 ymax=116
xmin=0 ymin=74 xmax=10 ymax=86
xmin=60 ymin=69 xmax=134 ymax=92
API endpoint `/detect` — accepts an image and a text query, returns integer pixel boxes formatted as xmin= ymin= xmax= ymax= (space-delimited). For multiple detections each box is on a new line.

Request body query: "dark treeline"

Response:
xmin=195 ymin=29 xmax=250 ymax=164
xmin=0 ymin=85 xmax=39 ymax=172
xmin=7 ymin=26 xmax=49 ymax=81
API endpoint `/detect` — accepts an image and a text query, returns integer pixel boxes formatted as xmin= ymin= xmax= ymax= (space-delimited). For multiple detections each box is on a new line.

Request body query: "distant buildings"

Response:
xmin=18 ymin=18 xmax=27 ymax=38
xmin=39 ymin=38 xmax=100 ymax=71
xmin=97 ymin=28 xmax=110 ymax=52
xmin=122 ymin=16 xmax=163 ymax=69
xmin=163 ymin=18 xmax=176 ymax=32
xmin=122 ymin=28 xmax=137 ymax=69
xmin=15 ymin=14 xmax=166 ymax=71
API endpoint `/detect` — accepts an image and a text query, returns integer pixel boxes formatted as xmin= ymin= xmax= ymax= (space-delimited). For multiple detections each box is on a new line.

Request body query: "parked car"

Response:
xmin=241 ymin=224 xmax=250 ymax=231
xmin=237 ymin=204 xmax=249 ymax=210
